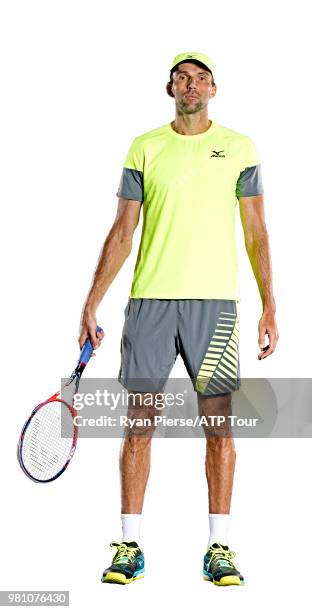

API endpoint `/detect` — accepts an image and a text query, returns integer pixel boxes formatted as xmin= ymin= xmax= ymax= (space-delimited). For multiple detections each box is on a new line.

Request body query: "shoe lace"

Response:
xmin=207 ymin=545 xmax=236 ymax=571
xmin=110 ymin=541 xmax=138 ymax=564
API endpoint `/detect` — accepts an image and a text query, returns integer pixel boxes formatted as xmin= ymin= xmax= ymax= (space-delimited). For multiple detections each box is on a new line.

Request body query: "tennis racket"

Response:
xmin=17 ymin=326 xmax=103 ymax=483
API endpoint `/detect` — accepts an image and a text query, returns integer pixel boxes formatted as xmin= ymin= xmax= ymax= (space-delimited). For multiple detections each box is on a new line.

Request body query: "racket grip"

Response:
xmin=79 ymin=325 xmax=103 ymax=366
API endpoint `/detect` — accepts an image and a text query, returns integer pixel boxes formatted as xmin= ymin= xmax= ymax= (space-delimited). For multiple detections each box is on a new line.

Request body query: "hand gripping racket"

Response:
xmin=17 ymin=326 xmax=103 ymax=483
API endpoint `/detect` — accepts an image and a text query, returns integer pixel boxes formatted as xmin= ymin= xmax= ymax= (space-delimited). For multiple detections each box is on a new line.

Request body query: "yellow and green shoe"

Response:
xmin=101 ymin=541 xmax=145 ymax=585
xmin=203 ymin=542 xmax=244 ymax=586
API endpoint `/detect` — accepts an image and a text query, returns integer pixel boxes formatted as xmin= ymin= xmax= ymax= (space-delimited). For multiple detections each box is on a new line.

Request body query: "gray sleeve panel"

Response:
xmin=236 ymin=164 xmax=264 ymax=198
xmin=116 ymin=167 xmax=144 ymax=201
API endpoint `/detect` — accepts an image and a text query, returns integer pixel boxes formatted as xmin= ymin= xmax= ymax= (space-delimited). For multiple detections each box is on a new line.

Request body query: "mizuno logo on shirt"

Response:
xmin=211 ymin=150 xmax=225 ymax=157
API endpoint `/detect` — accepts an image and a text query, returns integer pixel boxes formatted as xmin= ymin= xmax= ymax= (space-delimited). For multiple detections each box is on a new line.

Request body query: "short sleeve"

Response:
xmin=116 ymin=137 xmax=144 ymax=202
xmin=236 ymin=137 xmax=264 ymax=198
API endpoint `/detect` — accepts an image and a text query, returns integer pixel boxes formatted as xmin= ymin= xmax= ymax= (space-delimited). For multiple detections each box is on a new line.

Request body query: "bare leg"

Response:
xmin=120 ymin=391 xmax=159 ymax=514
xmin=197 ymin=392 xmax=236 ymax=514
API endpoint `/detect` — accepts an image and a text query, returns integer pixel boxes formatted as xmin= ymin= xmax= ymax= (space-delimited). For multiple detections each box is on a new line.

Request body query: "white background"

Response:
xmin=1 ymin=0 xmax=311 ymax=609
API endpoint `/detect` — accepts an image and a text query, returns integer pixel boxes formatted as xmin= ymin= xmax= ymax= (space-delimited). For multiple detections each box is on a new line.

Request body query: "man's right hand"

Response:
xmin=79 ymin=311 xmax=105 ymax=352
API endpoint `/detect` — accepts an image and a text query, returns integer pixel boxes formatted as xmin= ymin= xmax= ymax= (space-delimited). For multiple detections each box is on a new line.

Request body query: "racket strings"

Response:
xmin=21 ymin=401 xmax=76 ymax=481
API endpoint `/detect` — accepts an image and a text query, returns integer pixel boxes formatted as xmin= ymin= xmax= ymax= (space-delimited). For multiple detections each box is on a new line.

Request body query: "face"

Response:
xmin=169 ymin=62 xmax=216 ymax=113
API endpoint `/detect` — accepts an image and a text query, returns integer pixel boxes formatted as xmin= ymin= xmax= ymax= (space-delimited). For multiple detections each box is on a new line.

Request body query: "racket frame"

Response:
xmin=17 ymin=375 xmax=80 ymax=483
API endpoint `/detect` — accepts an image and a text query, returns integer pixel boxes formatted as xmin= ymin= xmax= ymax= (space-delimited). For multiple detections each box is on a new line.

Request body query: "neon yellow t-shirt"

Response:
xmin=116 ymin=120 xmax=263 ymax=301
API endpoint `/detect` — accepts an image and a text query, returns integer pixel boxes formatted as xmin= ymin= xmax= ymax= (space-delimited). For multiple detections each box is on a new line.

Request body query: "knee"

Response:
xmin=122 ymin=433 xmax=154 ymax=456
xmin=124 ymin=410 xmax=157 ymax=441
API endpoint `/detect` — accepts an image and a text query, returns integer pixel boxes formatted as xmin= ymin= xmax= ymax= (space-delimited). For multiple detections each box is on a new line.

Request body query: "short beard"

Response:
xmin=178 ymin=100 xmax=204 ymax=113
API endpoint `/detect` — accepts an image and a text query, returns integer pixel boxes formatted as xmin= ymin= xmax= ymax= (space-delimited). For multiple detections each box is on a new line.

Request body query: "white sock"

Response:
xmin=208 ymin=513 xmax=230 ymax=548
xmin=121 ymin=513 xmax=142 ymax=544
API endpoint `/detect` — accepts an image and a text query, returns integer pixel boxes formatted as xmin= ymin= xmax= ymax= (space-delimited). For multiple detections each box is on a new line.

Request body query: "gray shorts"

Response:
xmin=118 ymin=298 xmax=240 ymax=396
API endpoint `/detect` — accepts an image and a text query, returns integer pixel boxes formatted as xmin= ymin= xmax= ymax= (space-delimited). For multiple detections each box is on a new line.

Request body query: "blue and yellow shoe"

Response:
xmin=101 ymin=541 xmax=145 ymax=585
xmin=203 ymin=542 xmax=244 ymax=586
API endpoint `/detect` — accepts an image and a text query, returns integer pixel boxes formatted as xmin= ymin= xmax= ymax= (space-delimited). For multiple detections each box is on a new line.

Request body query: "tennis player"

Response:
xmin=79 ymin=51 xmax=279 ymax=586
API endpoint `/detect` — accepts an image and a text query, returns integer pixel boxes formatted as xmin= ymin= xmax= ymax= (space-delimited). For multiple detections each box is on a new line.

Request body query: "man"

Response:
xmin=79 ymin=51 xmax=278 ymax=586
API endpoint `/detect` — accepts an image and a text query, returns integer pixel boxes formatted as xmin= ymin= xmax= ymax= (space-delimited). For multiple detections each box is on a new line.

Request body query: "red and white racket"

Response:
xmin=17 ymin=326 xmax=103 ymax=483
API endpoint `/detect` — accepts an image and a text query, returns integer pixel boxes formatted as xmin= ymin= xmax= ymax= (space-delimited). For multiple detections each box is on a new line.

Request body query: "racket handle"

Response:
xmin=79 ymin=325 xmax=103 ymax=367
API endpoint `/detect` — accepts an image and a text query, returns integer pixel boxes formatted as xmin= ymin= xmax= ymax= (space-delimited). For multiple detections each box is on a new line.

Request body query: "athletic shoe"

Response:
xmin=101 ymin=540 xmax=145 ymax=584
xmin=203 ymin=542 xmax=244 ymax=586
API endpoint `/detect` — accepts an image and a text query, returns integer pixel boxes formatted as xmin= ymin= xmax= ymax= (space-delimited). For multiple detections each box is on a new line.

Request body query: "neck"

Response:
xmin=171 ymin=112 xmax=212 ymax=136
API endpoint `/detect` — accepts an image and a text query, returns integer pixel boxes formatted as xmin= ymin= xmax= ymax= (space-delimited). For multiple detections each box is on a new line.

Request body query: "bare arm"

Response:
xmin=78 ymin=197 xmax=142 ymax=349
xmin=239 ymin=194 xmax=279 ymax=359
